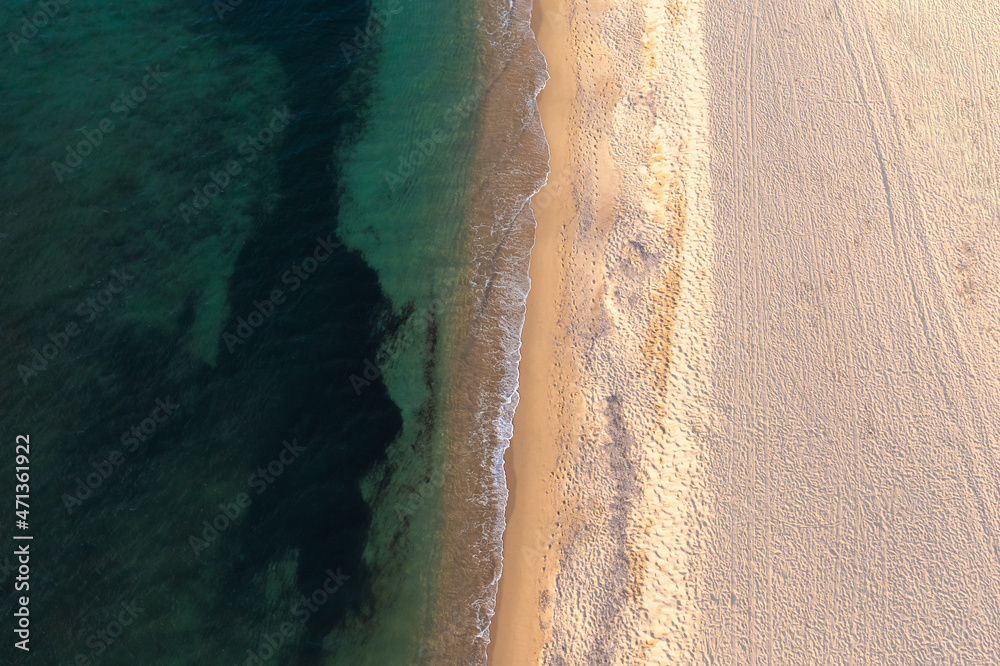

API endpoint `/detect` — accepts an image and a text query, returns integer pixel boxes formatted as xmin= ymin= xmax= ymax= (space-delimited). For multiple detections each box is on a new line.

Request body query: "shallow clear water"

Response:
xmin=0 ymin=0 xmax=546 ymax=663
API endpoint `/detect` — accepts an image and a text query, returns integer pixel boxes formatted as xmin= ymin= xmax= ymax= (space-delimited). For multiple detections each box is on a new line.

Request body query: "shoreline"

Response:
xmin=486 ymin=0 xmax=1000 ymax=662
xmin=488 ymin=0 xmax=716 ymax=659
xmin=487 ymin=0 xmax=576 ymax=659
xmin=418 ymin=0 xmax=550 ymax=659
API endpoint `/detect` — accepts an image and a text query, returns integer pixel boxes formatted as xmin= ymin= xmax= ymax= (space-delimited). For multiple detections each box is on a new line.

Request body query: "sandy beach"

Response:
xmin=492 ymin=0 xmax=717 ymax=659
xmin=488 ymin=0 xmax=578 ymax=660
xmin=492 ymin=0 xmax=1000 ymax=662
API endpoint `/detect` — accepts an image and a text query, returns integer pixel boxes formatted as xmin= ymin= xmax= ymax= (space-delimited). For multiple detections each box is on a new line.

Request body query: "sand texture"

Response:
xmin=492 ymin=0 xmax=1000 ymax=663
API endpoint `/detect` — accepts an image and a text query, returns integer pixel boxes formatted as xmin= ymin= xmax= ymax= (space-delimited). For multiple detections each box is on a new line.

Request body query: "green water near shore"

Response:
xmin=0 ymin=0 xmax=523 ymax=661
xmin=1 ymin=2 xmax=287 ymax=374
xmin=328 ymin=0 xmax=487 ymax=661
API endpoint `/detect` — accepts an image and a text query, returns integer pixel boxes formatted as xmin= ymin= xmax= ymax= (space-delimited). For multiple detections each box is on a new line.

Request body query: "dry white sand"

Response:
xmin=491 ymin=0 xmax=1000 ymax=663
xmin=699 ymin=1 xmax=1000 ymax=662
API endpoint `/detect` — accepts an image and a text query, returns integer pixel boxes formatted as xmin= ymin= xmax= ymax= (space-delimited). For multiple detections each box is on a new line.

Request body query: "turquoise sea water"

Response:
xmin=0 ymin=0 xmax=546 ymax=663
